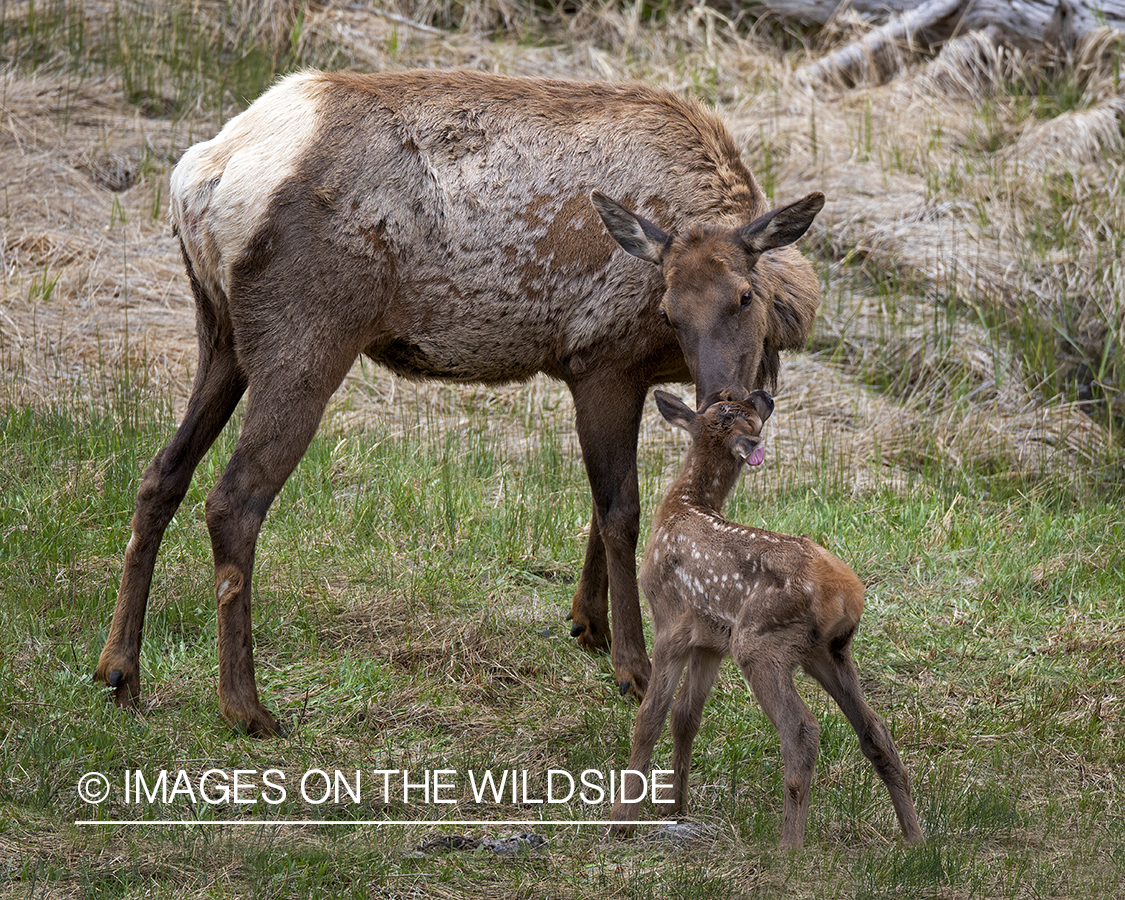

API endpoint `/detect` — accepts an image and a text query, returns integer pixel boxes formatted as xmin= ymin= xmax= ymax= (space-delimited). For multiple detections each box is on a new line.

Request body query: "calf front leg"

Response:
xmin=665 ymin=650 xmax=723 ymax=813
xmin=610 ymin=640 xmax=687 ymax=833
xmin=569 ymin=377 xmax=650 ymax=698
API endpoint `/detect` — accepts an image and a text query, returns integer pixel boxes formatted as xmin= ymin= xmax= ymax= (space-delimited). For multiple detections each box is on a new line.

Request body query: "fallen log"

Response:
xmin=782 ymin=0 xmax=1125 ymax=85
xmin=796 ymin=0 xmax=964 ymax=85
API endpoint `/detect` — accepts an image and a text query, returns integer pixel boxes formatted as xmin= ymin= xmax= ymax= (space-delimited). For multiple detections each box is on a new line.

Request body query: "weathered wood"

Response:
xmin=763 ymin=0 xmax=1125 ymax=42
xmin=797 ymin=0 xmax=964 ymax=85
xmin=785 ymin=0 xmax=1125 ymax=85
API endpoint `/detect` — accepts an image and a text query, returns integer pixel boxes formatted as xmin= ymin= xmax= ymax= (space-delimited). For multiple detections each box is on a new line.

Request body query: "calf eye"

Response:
xmin=659 ymin=308 xmax=672 ymax=326
xmin=740 ymin=290 xmax=753 ymax=309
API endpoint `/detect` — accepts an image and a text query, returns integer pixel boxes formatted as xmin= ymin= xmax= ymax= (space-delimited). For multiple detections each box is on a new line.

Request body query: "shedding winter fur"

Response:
xmin=93 ymin=69 xmax=823 ymax=735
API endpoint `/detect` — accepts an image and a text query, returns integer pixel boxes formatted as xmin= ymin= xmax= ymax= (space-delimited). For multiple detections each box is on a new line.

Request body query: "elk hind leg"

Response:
xmin=95 ymin=330 xmax=246 ymax=706
xmin=205 ymin=353 xmax=354 ymax=736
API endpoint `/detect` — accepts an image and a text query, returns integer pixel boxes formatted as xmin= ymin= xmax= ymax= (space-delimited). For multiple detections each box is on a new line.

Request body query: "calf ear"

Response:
xmin=654 ymin=390 xmax=697 ymax=433
xmin=737 ymin=192 xmax=825 ymax=259
xmin=591 ymin=191 xmax=669 ymax=265
xmin=746 ymin=390 xmax=774 ymax=422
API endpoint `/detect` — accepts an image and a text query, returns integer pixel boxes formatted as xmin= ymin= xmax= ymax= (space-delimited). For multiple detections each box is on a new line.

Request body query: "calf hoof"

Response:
xmin=608 ymin=803 xmax=640 ymax=838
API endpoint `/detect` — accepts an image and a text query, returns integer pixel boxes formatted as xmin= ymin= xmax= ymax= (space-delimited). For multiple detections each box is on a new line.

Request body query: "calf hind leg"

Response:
xmin=805 ymin=646 xmax=923 ymax=843
xmin=741 ymin=653 xmax=820 ymax=849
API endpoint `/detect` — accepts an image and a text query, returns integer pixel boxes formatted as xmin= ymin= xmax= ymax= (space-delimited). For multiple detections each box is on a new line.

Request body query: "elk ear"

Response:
xmin=736 ymin=192 xmax=825 ymax=259
xmin=654 ymin=390 xmax=697 ymax=433
xmin=591 ymin=191 xmax=669 ymax=265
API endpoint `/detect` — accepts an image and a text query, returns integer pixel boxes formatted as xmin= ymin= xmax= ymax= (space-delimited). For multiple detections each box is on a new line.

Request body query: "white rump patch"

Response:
xmin=170 ymin=72 xmax=325 ymax=300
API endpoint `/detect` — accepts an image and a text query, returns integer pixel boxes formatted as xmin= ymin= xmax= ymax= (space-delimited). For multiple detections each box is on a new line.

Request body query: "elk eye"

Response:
xmin=739 ymin=290 xmax=753 ymax=309
xmin=659 ymin=308 xmax=672 ymax=326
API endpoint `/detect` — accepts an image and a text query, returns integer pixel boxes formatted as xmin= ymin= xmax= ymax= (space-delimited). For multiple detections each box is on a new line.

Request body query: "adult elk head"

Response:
xmin=591 ymin=191 xmax=825 ymax=410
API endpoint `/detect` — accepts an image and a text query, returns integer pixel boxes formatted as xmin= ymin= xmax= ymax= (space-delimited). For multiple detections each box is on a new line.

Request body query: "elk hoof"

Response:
xmin=237 ymin=716 xmax=288 ymax=739
xmin=224 ymin=700 xmax=287 ymax=739
xmin=94 ymin=661 xmax=140 ymax=708
xmin=568 ymin=618 xmax=611 ymax=653
xmin=612 ymin=656 xmax=650 ymax=700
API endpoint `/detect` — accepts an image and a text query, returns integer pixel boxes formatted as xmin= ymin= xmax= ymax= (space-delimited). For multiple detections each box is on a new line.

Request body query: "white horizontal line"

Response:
xmin=75 ymin=819 xmax=670 ymax=827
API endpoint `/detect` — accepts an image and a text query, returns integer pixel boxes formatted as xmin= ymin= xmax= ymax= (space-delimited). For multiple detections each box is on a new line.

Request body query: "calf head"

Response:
xmin=655 ymin=388 xmax=774 ymax=478
xmin=592 ymin=191 xmax=824 ymax=410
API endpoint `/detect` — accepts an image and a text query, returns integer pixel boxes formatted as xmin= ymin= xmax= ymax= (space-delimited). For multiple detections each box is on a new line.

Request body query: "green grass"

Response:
xmin=1 ymin=0 xmax=316 ymax=120
xmin=2 ymin=370 xmax=1123 ymax=897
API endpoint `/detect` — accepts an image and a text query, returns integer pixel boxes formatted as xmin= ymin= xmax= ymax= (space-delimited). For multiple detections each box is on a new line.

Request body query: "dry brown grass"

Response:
xmin=2 ymin=2 xmax=1122 ymax=486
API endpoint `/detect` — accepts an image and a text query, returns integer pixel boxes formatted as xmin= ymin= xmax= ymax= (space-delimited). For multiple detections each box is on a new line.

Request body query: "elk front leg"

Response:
xmin=567 ymin=507 xmax=609 ymax=652
xmin=95 ymin=336 xmax=245 ymax=707
xmin=569 ymin=377 xmax=651 ymax=698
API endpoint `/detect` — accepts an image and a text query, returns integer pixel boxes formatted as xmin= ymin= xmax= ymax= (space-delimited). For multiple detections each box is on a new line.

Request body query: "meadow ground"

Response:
xmin=2 ymin=2 xmax=1124 ymax=897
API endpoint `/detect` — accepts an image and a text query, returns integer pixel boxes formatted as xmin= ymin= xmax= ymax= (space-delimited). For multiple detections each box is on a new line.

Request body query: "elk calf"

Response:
xmin=611 ymin=390 xmax=922 ymax=848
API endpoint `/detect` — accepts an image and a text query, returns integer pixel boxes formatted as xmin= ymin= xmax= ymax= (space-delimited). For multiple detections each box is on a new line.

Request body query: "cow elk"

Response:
xmin=93 ymin=69 xmax=824 ymax=735
xmin=610 ymin=390 xmax=923 ymax=848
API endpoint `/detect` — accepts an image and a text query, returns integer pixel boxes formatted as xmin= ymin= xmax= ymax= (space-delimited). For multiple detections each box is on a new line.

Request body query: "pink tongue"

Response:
xmin=745 ymin=442 xmax=765 ymax=467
